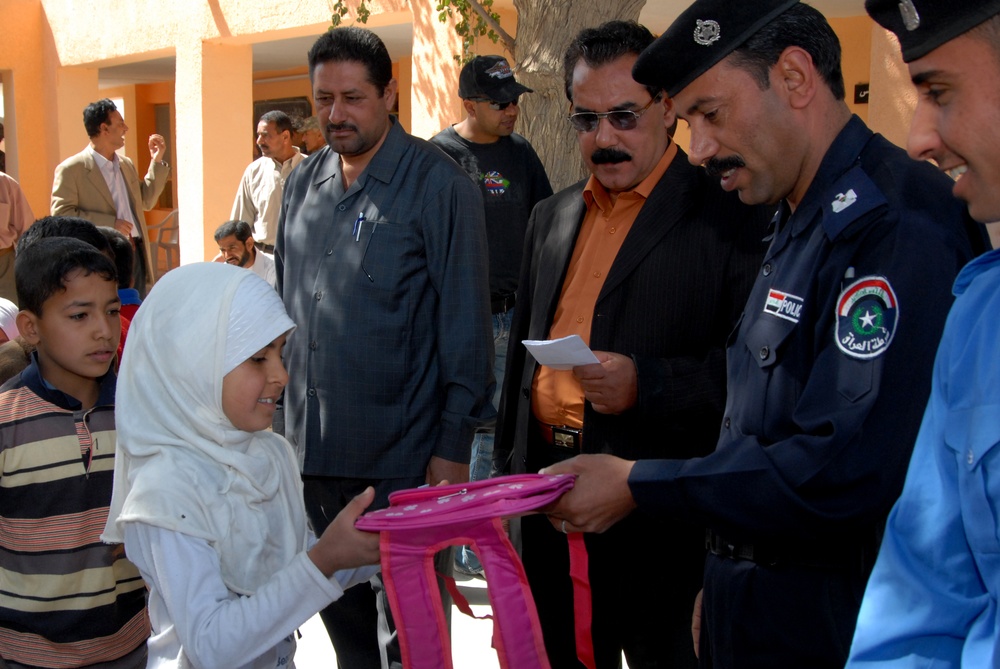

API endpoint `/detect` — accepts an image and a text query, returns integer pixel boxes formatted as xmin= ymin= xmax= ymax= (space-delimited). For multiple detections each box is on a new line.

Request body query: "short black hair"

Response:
xmin=971 ymin=13 xmax=1000 ymax=61
xmin=563 ymin=21 xmax=661 ymax=103
xmin=214 ymin=220 xmax=253 ymax=244
xmin=308 ymin=27 xmax=393 ymax=96
xmin=259 ymin=110 xmax=294 ymax=136
xmin=16 ymin=216 xmax=113 ymax=258
xmin=15 ymin=237 xmax=117 ymax=316
xmin=98 ymin=227 xmax=134 ymax=290
xmin=729 ymin=3 xmax=846 ymax=101
xmin=83 ymin=98 xmax=119 ymax=139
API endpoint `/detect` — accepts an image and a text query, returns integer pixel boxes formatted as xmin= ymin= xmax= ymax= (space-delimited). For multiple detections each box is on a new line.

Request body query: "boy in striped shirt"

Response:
xmin=0 ymin=237 xmax=148 ymax=668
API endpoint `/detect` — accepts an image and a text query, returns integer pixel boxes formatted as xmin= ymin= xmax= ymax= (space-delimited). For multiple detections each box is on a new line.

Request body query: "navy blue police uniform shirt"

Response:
xmin=629 ymin=115 xmax=986 ymax=548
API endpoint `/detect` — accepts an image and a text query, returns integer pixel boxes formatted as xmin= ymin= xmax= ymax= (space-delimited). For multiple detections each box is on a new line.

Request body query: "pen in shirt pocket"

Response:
xmin=353 ymin=212 xmax=365 ymax=242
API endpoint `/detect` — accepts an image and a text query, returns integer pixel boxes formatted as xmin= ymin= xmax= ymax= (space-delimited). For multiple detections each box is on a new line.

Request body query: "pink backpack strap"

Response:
xmin=568 ymin=533 xmax=595 ymax=669
xmin=356 ymin=474 xmax=594 ymax=669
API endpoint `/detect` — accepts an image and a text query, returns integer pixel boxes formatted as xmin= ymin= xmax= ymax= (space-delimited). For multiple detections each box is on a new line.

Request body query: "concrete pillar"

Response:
xmin=54 ymin=67 xmax=99 ymax=164
xmin=409 ymin=2 xmax=463 ymax=139
xmin=175 ymin=38 xmax=252 ymax=262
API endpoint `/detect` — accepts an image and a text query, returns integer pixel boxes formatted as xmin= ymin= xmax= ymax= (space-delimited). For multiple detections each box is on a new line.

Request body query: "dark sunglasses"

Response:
xmin=469 ymin=96 xmax=520 ymax=111
xmin=567 ymin=95 xmax=662 ymax=133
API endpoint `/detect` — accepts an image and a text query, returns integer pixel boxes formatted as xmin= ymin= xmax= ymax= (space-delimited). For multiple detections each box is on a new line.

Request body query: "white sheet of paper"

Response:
xmin=522 ymin=334 xmax=601 ymax=370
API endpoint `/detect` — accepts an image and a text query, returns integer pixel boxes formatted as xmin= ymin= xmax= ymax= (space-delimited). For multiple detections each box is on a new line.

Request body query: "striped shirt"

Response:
xmin=0 ymin=357 xmax=148 ymax=668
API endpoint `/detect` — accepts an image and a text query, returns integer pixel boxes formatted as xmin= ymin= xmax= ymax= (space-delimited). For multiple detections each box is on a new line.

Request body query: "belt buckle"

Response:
xmin=551 ymin=426 xmax=581 ymax=452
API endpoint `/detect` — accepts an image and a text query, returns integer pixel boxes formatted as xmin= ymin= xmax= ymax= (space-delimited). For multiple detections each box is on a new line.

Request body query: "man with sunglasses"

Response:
xmin=492 ymin=20 xmax=771 ymax=668
xmin=430 ymin=56 xmax=553 ymax=578
xmin=540 ymin=2 xmax=989 ymax=667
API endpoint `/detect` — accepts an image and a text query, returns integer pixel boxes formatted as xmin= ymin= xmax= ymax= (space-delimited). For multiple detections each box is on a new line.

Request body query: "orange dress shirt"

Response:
xmin=531 ymin=142 xmax=677 ymax=428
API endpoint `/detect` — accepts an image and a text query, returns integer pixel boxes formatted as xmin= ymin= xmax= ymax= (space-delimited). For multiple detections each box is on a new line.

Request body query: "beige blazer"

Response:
xmin=51 ymin=147 xmax=169 ymax=289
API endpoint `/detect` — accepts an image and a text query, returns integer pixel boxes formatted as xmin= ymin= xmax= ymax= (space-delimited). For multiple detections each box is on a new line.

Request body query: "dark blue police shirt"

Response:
xmin=630 ymin=115 xmax=983 ymax=547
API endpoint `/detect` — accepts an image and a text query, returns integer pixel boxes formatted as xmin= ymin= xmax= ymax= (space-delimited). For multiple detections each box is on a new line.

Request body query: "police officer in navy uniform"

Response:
xmin=539 ymin=2 xmax=990 ymax=668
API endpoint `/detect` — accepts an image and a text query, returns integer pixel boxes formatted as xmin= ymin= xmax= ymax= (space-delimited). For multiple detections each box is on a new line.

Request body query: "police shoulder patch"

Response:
xmin=835 ymin=276 xmax=898 ymax=359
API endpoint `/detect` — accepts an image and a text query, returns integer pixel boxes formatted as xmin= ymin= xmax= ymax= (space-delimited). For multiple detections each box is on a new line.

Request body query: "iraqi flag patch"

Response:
xmin=764 ymin=289 xmax=804 ymax=323
xmin=835 ymin=276 xmax=898 ymax=359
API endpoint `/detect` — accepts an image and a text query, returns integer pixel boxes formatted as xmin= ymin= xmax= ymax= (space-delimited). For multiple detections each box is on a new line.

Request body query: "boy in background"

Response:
xmin=99 ymin=226 xmax=141 ymax=322
xmin=0 ymin=237 xmax=149 ymax=668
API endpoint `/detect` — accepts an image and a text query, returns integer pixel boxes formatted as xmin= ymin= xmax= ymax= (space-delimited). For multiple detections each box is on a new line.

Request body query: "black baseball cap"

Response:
xmin=458 ymin=56 xmax=533 ymax=103
xmin=866 ymin=0 xmax=1000 ymax=62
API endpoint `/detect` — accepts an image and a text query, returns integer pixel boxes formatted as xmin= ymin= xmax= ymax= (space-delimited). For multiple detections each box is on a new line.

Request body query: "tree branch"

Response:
xmin=467 ymin=0 xmax=516 ymax=56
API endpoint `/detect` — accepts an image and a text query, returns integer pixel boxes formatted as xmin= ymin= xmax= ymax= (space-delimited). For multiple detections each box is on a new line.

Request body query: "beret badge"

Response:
xmin=694 ymin=19 xmax=722 ymax=46
xmin=898 ymin=0 xmax=921 ymax=30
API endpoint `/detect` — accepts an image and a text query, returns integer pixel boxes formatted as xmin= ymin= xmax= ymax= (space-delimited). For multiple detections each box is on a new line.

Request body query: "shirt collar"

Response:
xmin=90 ymin=145 xmax=119 ymax=171
xmin=787 ymin=115 xmax=872 ymax=237
xmin=21 ymin=351 xmax=117 ymax=411
xmin=583 ymin=140 xmax=678 ymax=215
xmin=313 ymin=117 xmax=404 ymax=188
xmin=270 ymin=146 xmax=303 ymax=169
xmin=954 ymin=247 xmax=1000 ymax=296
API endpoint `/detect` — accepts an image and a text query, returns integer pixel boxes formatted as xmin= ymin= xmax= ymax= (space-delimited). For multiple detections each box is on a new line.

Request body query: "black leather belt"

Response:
xmin=491 ymin=293 xmax=516 ymax=314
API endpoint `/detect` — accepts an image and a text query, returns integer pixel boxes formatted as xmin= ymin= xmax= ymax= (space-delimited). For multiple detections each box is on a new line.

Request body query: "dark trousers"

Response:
xmin=523 ymin=436 xmax=701 ymax=669
xmin=699 ymin=553 xmax=867 ymax=669
xmin=303 ymin=475 xmax=454 ymax=669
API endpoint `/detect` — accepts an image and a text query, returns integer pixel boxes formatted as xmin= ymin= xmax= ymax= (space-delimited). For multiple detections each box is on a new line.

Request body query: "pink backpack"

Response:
xmin=355 ymin=473 xmax=594 ymax=669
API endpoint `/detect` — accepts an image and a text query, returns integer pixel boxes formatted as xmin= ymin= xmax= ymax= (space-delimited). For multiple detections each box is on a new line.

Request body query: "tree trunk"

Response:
xmin=511 ymin=0 xmax=646 ymax=191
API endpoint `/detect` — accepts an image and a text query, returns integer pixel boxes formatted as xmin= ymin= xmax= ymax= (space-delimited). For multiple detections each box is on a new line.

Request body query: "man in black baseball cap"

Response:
xmin=846 ymin=2 xmax=1000 ymax=666
xmin=540 ymin=1 xmax=988 ymax=667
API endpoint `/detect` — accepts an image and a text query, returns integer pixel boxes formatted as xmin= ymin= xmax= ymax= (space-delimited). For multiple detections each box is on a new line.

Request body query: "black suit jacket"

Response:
xmin=495 ymin=147 xmax=773 ymax=473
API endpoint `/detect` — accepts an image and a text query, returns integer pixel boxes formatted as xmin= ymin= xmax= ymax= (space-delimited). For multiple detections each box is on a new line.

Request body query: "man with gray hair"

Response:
xmin=231 ymin=110 xmax=304 ymax=252
xmin=298 ymin=116 xmax=326 ymax=154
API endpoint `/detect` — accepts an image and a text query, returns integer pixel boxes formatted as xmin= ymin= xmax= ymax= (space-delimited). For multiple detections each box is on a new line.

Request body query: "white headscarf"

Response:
xmin=0 ymin=298 xmax=19 ymax=341
xmin=102 ymin=263 xmax=304 ymax=595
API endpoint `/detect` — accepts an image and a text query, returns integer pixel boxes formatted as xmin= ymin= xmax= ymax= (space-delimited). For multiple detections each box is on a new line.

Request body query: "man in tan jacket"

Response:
xmin=51 ymin=98 xmax=170 ymax=296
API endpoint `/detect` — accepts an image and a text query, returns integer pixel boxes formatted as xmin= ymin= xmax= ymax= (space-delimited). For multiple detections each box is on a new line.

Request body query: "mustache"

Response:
xmin=591 ymin=148 xmax=632 ymax=165
xmin=326 ymin=122 xmax=358 ymax=133
xmin=705 ymin=156 xmax=746 ymax=177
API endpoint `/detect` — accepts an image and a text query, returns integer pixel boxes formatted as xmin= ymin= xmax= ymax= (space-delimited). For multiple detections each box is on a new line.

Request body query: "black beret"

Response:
xmin=633 ymin=0 xmax=799 ymax=97
xmin=866 ymin=0 xmax=1000 ymax=62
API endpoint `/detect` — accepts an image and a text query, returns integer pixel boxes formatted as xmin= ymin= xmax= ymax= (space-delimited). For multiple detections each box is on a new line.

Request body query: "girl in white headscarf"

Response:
xmin=103 ymin=263 xmax=379 ymax=668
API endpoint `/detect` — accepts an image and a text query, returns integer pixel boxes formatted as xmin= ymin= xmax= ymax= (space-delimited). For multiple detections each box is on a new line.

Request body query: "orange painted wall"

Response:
xmin=2 ymin=0 xmax=916 ymax=269
xmin=0 ymin=0 xmax=61 ymax=218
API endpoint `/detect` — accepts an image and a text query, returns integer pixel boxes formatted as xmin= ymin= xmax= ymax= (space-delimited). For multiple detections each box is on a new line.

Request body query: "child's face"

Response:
xmin=222 ymin=333 xmax=288 ymax=432
xmin=17 ymin=269 xmax=121 ymax=400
